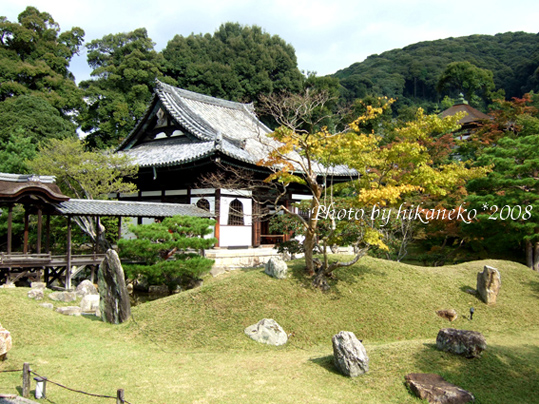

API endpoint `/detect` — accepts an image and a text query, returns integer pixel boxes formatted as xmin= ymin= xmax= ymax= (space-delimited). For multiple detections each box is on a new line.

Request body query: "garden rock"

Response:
xmin=476 ymin=265 xmax=501 ymax=304
xmin=436 ymin=309 xmax=458 ymax=322
xmin=76 ymin=280 xmax=98 ymax=297
xmin=264 ymin=257 xmax=288 ymax=279
xmin=48 ymin=291 xmax=77 ymax=302
xmin=244 ymin=318 xmax=288 ymax=346
xmin=39 ymin=303 xmax=54 ymax=310
xmin=0 ymin=322 xmax=12 ymax=360
xmin=98 ymin=249 xmax=131 ymax=324
xmin=56 ymin=306 xmax=82 ymax=316
xmin=30 ymin=282 xmax=46 ymax=289
xmin=332 ymin=331 xmax=369 ymax=377
xmin=27 ymin=289 xmax=44 ymax=300
xmin=80 ymin=295 xmax=100 ymax=313
xmin=405 ymin=373 xmax=475 ymax=403
xmin=436 ymin=328 xmax=486 ymax=358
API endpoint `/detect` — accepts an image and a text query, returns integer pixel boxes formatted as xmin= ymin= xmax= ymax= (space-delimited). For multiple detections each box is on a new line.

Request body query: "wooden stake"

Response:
xmin=22 ymin=362 xmax=31 ymax=398
xmin=116 ymin=388 xmax=125 ymax=404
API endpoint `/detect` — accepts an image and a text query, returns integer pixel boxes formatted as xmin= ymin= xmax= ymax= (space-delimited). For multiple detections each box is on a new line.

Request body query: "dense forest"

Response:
xmin=334 ymin=32 xmax=539 ymax=111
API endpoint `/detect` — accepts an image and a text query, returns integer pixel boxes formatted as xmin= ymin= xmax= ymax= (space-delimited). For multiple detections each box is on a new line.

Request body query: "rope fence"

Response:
xmin=1 ymin=363 xmax=133 ymax=404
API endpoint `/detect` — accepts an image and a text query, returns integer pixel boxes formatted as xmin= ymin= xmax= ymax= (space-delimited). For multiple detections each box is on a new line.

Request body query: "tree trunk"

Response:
xmin=534 ymin=242 xmax=539 ymax=272
xmin=525 ymin=240 xmax=533 ymax=269
xmin=303 ymin=229 xmax=316 ymax=276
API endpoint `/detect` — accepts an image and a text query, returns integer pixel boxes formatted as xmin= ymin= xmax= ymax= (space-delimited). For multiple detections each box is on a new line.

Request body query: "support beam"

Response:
xmin=37 ymin=209 xmax=42 ymax=254
xmin=45 ymin=215 xmax=51 ymax=253
xmin=7 ymin=206 xmax=12 ymax=254
xmin=23 ymin=209 xmax=29 ymax=254
xmin=66 ymin=216 xmax=72 ymax=290
xmin=117 ymin=216 xmax=122 ymax=241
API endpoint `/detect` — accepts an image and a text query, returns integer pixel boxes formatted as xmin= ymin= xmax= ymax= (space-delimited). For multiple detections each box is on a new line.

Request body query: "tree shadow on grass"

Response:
xmin=411 ymin=341 xmax=539 ymax=403
xmin=527 ymin=280 xmax=539 ymax=298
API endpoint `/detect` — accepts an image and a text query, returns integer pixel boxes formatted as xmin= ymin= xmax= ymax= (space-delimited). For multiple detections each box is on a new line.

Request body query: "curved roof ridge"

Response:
xmin=156 ymin=80 xmax=255 ymax=111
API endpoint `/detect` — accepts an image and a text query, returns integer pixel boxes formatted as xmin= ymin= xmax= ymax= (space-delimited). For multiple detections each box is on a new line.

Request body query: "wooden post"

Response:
xmin=116 ymin=388 xmax=125 ymax=404
xmin=7 ymin=205 xmax=12 ymax=254
xmin=37 ymin=209 xmax=43 ymax=254
xmin=23 ymin=209 xmax=29 ymax=254
xmin=95 ymin=216 xmax=101 ymax=255
xmin=22 ymin=362 xmax=31 ymax=398
xmin=66 ymin=216 xmax=72 ymax=290
xmin=117 ymin=216 xmax=122 ymax=241
xmin=45 ymin=215 xmax=51 ymax=254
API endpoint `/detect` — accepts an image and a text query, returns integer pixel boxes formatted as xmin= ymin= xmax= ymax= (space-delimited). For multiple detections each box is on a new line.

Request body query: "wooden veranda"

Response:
xmin=0 ymin=173 xmax=213 ymax=289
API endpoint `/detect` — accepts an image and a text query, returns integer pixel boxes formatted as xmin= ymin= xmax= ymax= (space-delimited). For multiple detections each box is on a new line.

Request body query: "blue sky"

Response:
xmin=4 ymin=0 xmax=539 ymax=83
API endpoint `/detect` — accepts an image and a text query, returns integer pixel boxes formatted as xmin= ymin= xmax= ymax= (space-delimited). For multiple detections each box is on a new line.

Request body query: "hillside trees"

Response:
xmin=161 ymin=23 xmax=304 ymax=103
xmin=79 ymin=28 xmax=173 ymax=149
xmin=334 ymin=32 xmax=539 ymax=109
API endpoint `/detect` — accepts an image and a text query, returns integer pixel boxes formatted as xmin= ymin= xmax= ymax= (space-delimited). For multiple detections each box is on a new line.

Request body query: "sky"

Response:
xmin=3 ymin=0 xmax=539 ymax=83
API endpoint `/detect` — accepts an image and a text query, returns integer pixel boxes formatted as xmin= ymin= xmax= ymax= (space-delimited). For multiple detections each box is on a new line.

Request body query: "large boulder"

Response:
xmin=332 ymin=331 xmax=369 ymax=377
xmin=405 ymin=373 xmax=475 ymax=403
xmin=436 ymin=328 xmax=487 ymax=358
xmin=49 ymin=291 xmax=77 ymax=302
xmin=476 ymin=265 xmax=501 ymax=304
xmin=80 ymin=295 xmax=100 ymax=314
xmin=0 ymin=322 xmax=12 ymax=360
xmin=98 ymin=249 xmax=131 ymax=324
xmin=264 ymin=257 xmax=288 ymax=279
xmin=76 ymin=280 xmax=98 ymax=298
xmin=244 ymin=318 xmax=288 ymax=346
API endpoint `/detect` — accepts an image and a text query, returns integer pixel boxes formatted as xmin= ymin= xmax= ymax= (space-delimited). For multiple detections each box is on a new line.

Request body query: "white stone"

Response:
xmin=264 ymin=257 xmax=288 ymax=279
xmin=49 ymin=291 xmax=77 ymax=302
xmin=80 ymin=295 xmax=100 ymax=313
xmin=244 ymin=318 xmax=288 ymax=346
xmin=30 ymin=282 xmax=46 ymax=289
xmin=0 ymin=322 xmax=12 ymax=358
xmin=76 ymin=280 xmax=98 ymax=297
xmin=39 ymin=303 xmax=54 ymax=310
xmin=56 ymin=306 xmax=82 ymax=316
xmin=27 ymin=289 xmax=44 ymax=300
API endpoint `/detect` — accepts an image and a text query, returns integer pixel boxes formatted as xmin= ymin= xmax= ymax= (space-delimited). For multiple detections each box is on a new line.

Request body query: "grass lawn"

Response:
xmin=1 ymin=257 xmax=538 ymax=403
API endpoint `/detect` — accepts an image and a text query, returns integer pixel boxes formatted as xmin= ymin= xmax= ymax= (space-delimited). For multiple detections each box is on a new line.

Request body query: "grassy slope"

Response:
xmin=0 ymin=257 xmax=538 ymax=403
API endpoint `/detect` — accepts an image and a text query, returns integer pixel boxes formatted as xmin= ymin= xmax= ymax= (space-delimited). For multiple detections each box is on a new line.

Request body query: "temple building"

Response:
xmin=116 ymin=81 xmax=351 ymax=248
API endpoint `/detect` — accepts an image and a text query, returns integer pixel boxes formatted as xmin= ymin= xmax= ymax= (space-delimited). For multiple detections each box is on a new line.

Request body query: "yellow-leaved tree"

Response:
xmin=259 ymin=91 xmax=489 ymax=290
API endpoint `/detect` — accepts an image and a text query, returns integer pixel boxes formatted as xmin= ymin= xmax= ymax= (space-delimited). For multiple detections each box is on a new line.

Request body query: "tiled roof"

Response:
xmin=118 ymin=81 xmax=354 ymax=176
xmin=55 ymin=199 xmax=213 ymax=218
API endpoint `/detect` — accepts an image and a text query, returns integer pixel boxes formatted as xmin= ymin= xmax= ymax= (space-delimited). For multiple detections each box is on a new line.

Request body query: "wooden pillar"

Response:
xmin=94 ymin=216 xmax=101 ymax=255
xmin=22 ymin=362 xmax=31 ymax=398
xmin=117 ymin=216 xmax=122 ymax=241
xmin=66 ymin=216 xmax=72 ymax=290
xmin=7 ymin=205 xmax=12 ymax=254
xmin=23 ymin=209 xmax=29 ymax=254
xmin=45 ymin=215 xmax=51 ymax=253
xmin=36 ymin=209 xmax=43 ymax=254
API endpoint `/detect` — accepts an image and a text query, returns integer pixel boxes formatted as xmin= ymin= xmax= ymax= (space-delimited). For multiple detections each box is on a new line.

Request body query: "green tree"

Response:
xmin=161 ymin=22 xmax=304 ymax=103
xmin=79 ymin=28 xmax=170 ymax=149
xmin=0 ymin=128 xmax=37 ymax=174
xmin=26 ymin=138 xmax=139 ymax=249
xmin=119 ymin=215 xmax=216 ymax=291
xmin=0 ymin=95 xmax=77 ymax=146
xmin=0 ymin=6 xmax=84 ymax=115
xmin=436 ymin=61 xmax=499 ymax=107
xmin=466 ymin=95 xmax=539 ymax=269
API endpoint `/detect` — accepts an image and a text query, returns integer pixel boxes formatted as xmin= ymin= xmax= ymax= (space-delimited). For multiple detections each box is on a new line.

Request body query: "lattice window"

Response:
xmin=227 ymin=199 xmax=244 ymax=226
xmin=196 ymin=198 xmax=210 ymax=211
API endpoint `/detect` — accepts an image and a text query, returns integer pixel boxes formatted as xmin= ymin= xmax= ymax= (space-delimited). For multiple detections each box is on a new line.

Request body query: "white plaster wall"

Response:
xmin=219 ymin=196 xmax=252 ymax=226
xmin=219 ymin=226 xmax=252 ymax=247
